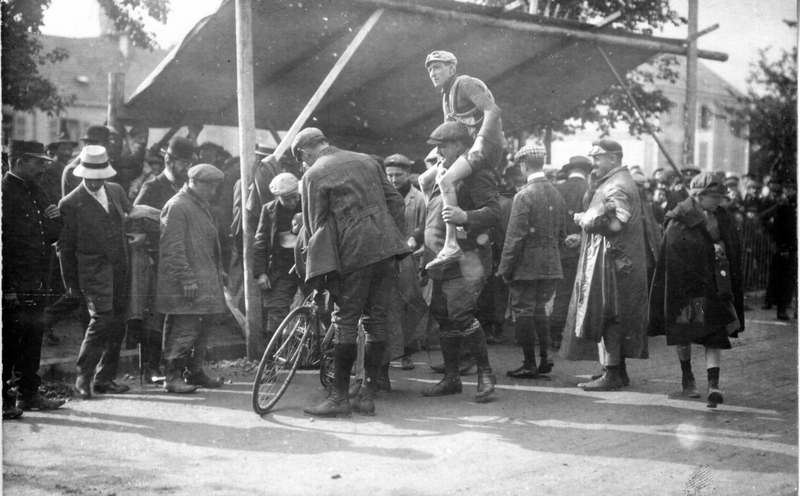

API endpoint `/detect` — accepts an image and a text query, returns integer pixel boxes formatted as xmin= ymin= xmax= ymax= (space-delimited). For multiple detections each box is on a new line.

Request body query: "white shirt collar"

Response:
xmin=82 ymin=181 xmax=109 ymax=213
xmin=527 ymin=171 xmax=545 ymax=182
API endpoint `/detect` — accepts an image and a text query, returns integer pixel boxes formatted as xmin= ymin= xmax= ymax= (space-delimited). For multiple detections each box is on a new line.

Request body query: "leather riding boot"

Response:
xmin=164 ymin=359 xmax=197 ymax=394
xmin=581 ymin=364 xmax=623 ymax=391
xmin=353 ymin=341 xmax=385 ymax=416
xmin=422 ymin=337 xmax=463 ymax=396
xmin=476 ymin=367 xmax=497 ymax=400
xmin=304 ymin=343 xmax=356 ymax=417
xmin=533 ymin=315 xmax=553 ymax=374
xmin=507 ymin=316 xmax=539 ymax=378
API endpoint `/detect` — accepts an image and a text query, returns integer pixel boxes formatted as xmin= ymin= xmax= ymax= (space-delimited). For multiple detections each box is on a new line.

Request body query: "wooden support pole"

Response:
xmin=107 ymin=72 xmax=125 ymax=130
xmin=234 ymin=0 xmax=261 ymax=360
xmin=684 ymin=23 xmax=719 ymax=44
xmin=683 ymin=0 xmax=699 ymax=168
xmin=596 ymin=46 xmax=683 ymax=182
xmin=268 ymin=8 xmax=385 ymax=163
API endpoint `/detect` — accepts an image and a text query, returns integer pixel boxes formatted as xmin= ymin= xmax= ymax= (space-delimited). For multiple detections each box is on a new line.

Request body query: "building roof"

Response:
xmin=38 ymin=34 xmax=169 ymax=107
xmin=656 ymin=56 xmax=744 ymax=100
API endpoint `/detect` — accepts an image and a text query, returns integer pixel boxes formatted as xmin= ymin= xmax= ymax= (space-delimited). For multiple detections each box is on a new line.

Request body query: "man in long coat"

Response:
xmin=560 ymin=139 xmax=649 ymax=391
xmin=297 ymin=128 xmax=410 ymax=418
xmin=157 ymin=164 xmax=227 ymax=394
xmin=3 ymin=141 xmax=66 ymax=418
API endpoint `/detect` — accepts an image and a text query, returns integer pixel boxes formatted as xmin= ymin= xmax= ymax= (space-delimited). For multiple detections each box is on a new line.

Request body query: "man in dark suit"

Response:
xmin=58 ymin=145 xmax=158 ymax=399
xmin=498 ymin=145 xmax=566 ymax=378
xmin=550 ymin=156 xmax=591 ymax=351
xmin=296 ymin=128 xmax=410 ymax=418
xmin=129 ymin=136 xmax=197 ymax=382
xmin=2 ymin=141 xmax=66 ymax=419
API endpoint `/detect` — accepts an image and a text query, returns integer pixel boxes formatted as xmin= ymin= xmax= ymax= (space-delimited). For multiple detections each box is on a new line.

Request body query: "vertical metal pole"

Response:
xmin=234 ymin=0 xmax=261 ymax=360
xmin=683 ymin=0 xmax=698 ymax=167
xmin=107 ymin=72 xmax=124 ymax=130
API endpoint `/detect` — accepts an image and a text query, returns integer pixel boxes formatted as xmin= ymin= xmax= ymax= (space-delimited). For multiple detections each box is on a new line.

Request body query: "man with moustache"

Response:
xmin=58 ymin=146 xmax=158 ymax=399
xmin=129 ymin=136 xmax=197 ymax=383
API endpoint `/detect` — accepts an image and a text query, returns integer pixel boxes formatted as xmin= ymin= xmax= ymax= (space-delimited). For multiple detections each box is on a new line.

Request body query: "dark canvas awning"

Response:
xmin=124 ymin=0 xmax=726 ymax=156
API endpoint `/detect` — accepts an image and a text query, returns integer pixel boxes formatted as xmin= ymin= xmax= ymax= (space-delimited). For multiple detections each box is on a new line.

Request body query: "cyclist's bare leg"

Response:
xmin=427 ymin=156 xmax=472 ymax=269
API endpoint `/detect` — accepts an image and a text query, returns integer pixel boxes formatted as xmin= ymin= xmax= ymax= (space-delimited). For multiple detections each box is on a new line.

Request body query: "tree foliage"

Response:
xmin=500 ymin=0 xmax=685 ymax=139
xmin=729 ymin=44 xmax=797 ymax=182
xmin=1 ymin=0 xmax=170 ymax=115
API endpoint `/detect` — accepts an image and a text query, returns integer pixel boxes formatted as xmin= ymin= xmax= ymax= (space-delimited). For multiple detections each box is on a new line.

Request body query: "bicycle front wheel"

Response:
xmin=252 ymin=306 xmax=313 ymax=415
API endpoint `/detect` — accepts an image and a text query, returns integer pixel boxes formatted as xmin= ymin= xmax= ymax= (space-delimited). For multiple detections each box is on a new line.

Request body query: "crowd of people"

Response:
xmin=2 ymin=50 xmax=796 ymax=421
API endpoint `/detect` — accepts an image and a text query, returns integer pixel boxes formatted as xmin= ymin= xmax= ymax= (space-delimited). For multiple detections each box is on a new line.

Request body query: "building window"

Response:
xmin=699 ymin=104 xmax=713 ymax=131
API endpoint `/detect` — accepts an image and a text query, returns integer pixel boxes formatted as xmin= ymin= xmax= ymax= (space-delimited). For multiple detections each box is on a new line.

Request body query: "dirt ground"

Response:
xmin=3 ymin=306 xmax=797 ymax=495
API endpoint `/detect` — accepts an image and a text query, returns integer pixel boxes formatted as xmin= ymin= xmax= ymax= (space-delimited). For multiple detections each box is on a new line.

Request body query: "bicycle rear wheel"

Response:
xmin=252 ymin=306 xmax=313 ymax=415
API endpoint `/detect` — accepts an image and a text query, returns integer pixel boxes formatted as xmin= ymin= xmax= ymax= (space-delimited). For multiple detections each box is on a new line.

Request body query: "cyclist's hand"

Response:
xmin=258 ymin=274 xmax=271 ymax=290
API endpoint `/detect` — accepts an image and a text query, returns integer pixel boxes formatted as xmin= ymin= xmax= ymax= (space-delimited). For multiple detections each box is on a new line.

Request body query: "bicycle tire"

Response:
xmin=252 ymin=306 xmax=313 ymax=415
xmin=318 ymin=323 xmax=336 ymax=389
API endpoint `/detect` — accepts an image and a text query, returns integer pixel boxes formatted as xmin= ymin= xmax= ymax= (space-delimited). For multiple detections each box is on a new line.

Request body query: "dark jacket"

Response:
xmin=156 ymin=185 xmax=225 ymax=315
xmin=302 ymin=146 xmax=410 ymax=275
xmin=555 ymin=175 xmax=588 ymax=260
xmin=2 ymin=173 xmax=62 ymax=296
xmin=133 ymin=171 xmax=182 ymax=255
xmin=498 ymin=175 xmax=566 ymax=281
xmin=648 ymin=196 xmax=744 ymax=343
xmin=253 ymin=199 xmax=301 ymax=284
xmin=57 ymin=182 xmax=131 ymax=313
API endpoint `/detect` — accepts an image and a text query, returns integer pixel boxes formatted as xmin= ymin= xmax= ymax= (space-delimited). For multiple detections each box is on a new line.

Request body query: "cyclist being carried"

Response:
xmin=424 ymin=50 xmax=504 ymax=269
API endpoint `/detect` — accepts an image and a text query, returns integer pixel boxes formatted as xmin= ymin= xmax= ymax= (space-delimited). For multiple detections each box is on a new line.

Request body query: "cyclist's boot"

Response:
xmin=463 ymin=319 xmax=496 ymax=400
xmin=353 ymin=341 xmax=385 ymax=416
xmin=304 ymin=342 xmax=355 ymax=418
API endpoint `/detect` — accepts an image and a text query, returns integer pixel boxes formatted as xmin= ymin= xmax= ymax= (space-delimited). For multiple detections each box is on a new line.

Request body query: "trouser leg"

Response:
xmin=3 ymin=301 xmax=46 ymax=400
xmin=93 ymin=311 xmax=126 ymax=383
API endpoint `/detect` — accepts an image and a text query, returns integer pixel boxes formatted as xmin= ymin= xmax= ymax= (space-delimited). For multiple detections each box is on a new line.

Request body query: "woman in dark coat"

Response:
xmin=649 ymin=172 xmax=744 ymax=408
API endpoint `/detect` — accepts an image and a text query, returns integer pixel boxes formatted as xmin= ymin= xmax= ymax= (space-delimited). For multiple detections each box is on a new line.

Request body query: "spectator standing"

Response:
xmin=560 ymin=139 xmax=649 ymax=391
xmin=649 ymin=172 xmax=744 ymax=407
xmin=499 ymin=144 xmax=566 ymax=379
xmin=156 ymin=164 xmax=227 ymax=394
xmin=2 ymin=141 xmax=66 ymax=419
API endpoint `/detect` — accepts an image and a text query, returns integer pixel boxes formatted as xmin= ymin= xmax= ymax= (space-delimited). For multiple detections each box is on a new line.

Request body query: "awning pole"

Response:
xmin=268 ymin=8 xmax=385 ymax=162
xmin=596 ymin=46 xmax=683 ymax=183
xmin=234 ymin=0 xmax=262 ymax=360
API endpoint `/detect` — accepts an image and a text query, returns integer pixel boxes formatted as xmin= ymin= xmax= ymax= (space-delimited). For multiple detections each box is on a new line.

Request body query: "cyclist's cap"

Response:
xmin=425 ymin=51 xmax=457 ymax=67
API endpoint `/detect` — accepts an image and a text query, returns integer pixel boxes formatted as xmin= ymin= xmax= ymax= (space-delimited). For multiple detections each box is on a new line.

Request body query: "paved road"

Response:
xmin=3 ymin=307 xmax=797 ymax=495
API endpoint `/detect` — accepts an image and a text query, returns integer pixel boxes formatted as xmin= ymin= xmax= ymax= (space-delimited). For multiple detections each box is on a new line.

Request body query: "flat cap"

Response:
xmin=427 ymin=122 xmax=470 ymax=145
xmin=682 ymin=165 xmax=702 ymax=176
xmin=724 ymin=174 xmax=740 ymax=185
xmin=188 ymin=163 xmax=225 ymax=183
xmin=514 ymin=144 xmax=546 ymax=163
xmin=689 ymin=171 xmax=726 ymax=196
xmin=588 ymin=139 xmax=623 ymax=156
xmin=270 ymin=172 xmax=299 ymax=197
xmin=425 ymin=50 xmax=457 ymax=67
xmin=291 ymin=127 xmax=325 ymax=159
xmin=383 ymin=153 xmax=411 ymax=168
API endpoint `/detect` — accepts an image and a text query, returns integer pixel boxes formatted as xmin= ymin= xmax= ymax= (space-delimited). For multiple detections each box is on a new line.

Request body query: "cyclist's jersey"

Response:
xmin=441 ymin=75 xmax=504 ymax=149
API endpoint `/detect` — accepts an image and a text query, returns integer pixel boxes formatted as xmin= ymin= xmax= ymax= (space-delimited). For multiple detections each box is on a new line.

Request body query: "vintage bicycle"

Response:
xmin=251 ymin=291 xmax=335 ymax=415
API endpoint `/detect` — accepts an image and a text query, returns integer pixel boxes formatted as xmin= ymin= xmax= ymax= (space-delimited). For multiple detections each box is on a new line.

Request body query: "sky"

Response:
xmin=41 ymin=0 xmax=797 ymax=93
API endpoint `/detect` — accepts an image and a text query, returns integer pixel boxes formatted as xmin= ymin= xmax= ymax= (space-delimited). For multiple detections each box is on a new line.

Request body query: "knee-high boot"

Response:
xmin=353 ymin=341 xmax=385 ymax=415
xmin=463 ymin=321 xmax=496 ymax=400
xmin=422 ymin=336 xmax=463 ymax=396
xmin=304 ymin=343 xmax=356 ymax=417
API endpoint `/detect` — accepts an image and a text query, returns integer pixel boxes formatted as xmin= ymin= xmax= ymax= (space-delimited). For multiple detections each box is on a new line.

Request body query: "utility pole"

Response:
xmin=683 ymin=0 xmax=698 ymax=167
